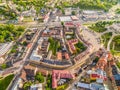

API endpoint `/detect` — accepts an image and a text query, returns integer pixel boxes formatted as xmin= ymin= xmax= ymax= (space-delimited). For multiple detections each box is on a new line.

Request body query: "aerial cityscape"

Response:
xmin=0 ymin=0 xmax=120 ymax=90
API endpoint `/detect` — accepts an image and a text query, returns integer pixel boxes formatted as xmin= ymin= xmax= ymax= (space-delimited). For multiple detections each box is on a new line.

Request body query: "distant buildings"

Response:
xmin=21 ymin=8 xmax=36 ymax=17
xmin=59 ymin=16 xmax=72 ymax=22
xmin=82 ymin=10 xmax=105 ymax=21
xmin=65 ymin=22 xmax=74 ymax=27
xmin=59 ymin=16 xmax=79 ymax=22
xmin=41 ymin=27 xmax=62 ymax=38
xmin=71 ymin=16 xmax=79 ymax=21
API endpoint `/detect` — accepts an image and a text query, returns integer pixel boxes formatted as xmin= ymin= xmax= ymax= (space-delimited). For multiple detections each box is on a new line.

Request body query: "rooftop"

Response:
xmin=30 ymin=84 xmax=42 ymax=90
xmin=0 ymin=42 xmax=13 ymax=57
xmin=59 ymin=16 xmax=72 ymax=22
xmin=52 ymin=70 xmax=75 ymax=88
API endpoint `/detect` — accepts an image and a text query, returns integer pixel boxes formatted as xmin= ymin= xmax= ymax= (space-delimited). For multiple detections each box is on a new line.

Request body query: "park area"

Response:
xmin=101 ymin=32 xmax=112 ymax=48
xmin=0 ymin=74 xmax=14 ymax=90
xmin=89 ymin=21 xmax=113 ymax=33
xmin=110 ymin=35 xmax=120 ymax=56
xmin=48 ymin=37 xmax=61 ymax=55
xmin=110 ymin=35 xmax=120 ymax=51
xmin=115 ymin=8 xmax=120 ymax=14
xmin=0 ymin=24 xmax=25 ymax=43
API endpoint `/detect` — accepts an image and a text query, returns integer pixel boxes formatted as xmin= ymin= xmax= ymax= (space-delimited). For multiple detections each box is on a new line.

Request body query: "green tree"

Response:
xmin=22 ymin=41 xmax=28 ymax=46
xmin=35 ymin=73 xmax=44 ymax=83
xmin=1 ymin=64 xmax=7 ymax=69
xmin=23 ymin=81 xmax=32 ymax=90
xmin=71 ymin=11 xmax=76 ymax=15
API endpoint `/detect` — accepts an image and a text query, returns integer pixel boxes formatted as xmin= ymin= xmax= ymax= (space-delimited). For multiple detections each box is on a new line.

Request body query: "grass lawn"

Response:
xmin=101 ymin=32 xmax=112 ymax=48
xmin=0 ymin=74 xmax=14 ymax=90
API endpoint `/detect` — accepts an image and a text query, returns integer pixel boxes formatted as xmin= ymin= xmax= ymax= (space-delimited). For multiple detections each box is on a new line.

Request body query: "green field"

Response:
xmin=0 ymin=74 xmax=14 ymax=90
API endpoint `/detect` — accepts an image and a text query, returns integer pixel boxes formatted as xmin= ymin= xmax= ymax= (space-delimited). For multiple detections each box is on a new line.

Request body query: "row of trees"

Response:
xmin=89 ymin=21 xmax=114 ymax=32
xmin=56 ymin=1 xmax=72 ymax=15
xmin=0 ymin=24 xmax=25 ymax=43
xmin=116 ymin=8 xmax=120 ymax=14
xmin=12 ymin=0 xmax=48 ymax=15
xmin=45 ymin=74 xmax=52 ymax=90
xmin=0 ymin=5 xmax=17 ymax=19
xmin=90 ymin=20 xmax=120 ymax=33
xmin=74 ymin=0 xmax=118 ymax=11
xmin=48 ymin=37 xmax=61 ymax=55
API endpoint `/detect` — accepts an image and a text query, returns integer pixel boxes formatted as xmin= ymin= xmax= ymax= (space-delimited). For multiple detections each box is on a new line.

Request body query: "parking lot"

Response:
xmin=81 ymin=26 xmax=102 ymax=51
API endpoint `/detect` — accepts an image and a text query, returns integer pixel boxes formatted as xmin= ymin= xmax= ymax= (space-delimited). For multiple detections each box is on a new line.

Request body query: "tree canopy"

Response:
xmin=0 ymin=24 xmax=25 ymax=43
xmin=35 ymin=73 xmax=44 ymax=83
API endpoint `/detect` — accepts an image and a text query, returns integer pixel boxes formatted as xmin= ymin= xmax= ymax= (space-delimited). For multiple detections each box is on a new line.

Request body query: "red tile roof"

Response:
xmin=52 ymin=70 xmax=75 ymax=88
xmin=65 ymin=22 xmax=74 ymax=26
xmin=57 ymin=52 xmax=62 ymax=60
xmin=67 ymin=39 xmax=78 ymax=53
xmin=64 ymin=53 xmax=70 ymax=60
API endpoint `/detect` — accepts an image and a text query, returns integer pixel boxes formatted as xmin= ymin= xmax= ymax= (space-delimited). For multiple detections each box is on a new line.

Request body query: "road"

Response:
xmin=7 ymin=25 xmax=45 ymax=90
xmin=3 ymin=2 xmax=120 ymax=90
xmin=107 ymin=33 xmax=115 ymax=51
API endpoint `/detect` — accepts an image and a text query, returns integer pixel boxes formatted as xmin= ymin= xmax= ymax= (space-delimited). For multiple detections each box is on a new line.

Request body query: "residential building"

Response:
xmin=52 ymin=70 xmax=75 ymax=88
xmin=67 ymin=39 xmax=78 ymax=54
xmin=30 ymin=84 xmax=42 ymax=90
